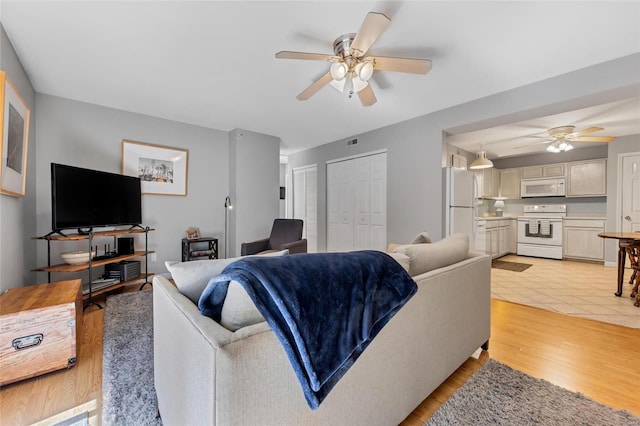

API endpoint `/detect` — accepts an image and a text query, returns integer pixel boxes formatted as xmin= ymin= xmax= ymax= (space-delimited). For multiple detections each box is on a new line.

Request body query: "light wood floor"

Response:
xmin=1 ymin=288 xmax=639 ymax=425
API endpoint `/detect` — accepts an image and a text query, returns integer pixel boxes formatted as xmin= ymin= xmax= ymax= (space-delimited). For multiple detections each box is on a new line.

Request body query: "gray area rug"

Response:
xmin=426 ymin=359 xmax=640 ymax=425
xmin=102 ymin=290 xmax=162 ymax=425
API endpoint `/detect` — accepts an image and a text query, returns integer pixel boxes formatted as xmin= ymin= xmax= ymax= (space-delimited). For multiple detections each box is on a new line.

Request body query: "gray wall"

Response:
xmin=604 ymin=134 xmax=640 ymax=264
xmin=228 ymin=128 xmax=280 ymax=257
xmin=288 ymin=53 xmax=640 ymax=250
xmin=0 ymin=24 xmax=37 ymax=292
xmin=34 ymin=94 xmax=229 ymax=282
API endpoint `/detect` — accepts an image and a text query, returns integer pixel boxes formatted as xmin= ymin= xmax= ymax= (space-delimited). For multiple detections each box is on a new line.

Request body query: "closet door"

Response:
xmin=292 ymin=165 xmax=318 ymax=252
xmin=327 ymin=152 xmax=386 ymax=252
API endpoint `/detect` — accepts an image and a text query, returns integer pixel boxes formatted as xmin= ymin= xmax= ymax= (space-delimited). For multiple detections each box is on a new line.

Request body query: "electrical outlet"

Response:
xmin=149 ymin=253 xmax=157 ymax=262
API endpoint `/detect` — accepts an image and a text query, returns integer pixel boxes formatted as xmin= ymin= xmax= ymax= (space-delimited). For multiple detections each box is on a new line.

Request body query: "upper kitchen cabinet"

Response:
xmin=499 ymin=168 xmax=521 ymax=199
xmin=521 ymin=163 xmax=565 ymax=179
xmin=475 ymin=168 xmax=499 ymax=198
xmin=567 ymin=159 xmax=607 ymax=197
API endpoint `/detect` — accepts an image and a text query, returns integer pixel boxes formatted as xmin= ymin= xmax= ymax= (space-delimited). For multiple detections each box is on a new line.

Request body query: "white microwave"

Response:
xmin=521 ymin=178 xmax=566 ymax=198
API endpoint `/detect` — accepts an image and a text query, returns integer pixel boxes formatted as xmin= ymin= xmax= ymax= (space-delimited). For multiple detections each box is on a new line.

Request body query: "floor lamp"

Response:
xmin=224 ymin=196 xmax=233 ymax=258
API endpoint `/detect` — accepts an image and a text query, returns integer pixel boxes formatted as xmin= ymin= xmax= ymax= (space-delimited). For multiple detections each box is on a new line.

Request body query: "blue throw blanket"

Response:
xmin=198 ymin=250 xmax=417 ymax=409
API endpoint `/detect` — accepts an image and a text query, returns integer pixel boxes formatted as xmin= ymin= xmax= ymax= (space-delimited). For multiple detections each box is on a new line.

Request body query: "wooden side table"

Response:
xmin=182 ymin=237 xmax=219 ymax=261
xmin=0 ymin=279 xmax=82 ymax=386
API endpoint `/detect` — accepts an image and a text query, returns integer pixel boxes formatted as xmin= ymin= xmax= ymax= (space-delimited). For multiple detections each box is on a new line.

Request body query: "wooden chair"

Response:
xmin=622 ymin=238 xmax=640 ymax=307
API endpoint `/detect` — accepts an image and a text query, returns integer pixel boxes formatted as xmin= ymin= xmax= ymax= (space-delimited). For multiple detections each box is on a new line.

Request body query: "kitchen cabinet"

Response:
xmin=499 ymin=168 xmax=521 ymax=199
xmin=482 ymin=218 xmax=516 ymax=258
xmin=566 ymin=159 xmax=607 ymax=197
xmin=521 ymin=163 xmax=565 ymax=179
xmin=563 ymin=218 xmax=605 ymax=261
xmin=449 ymin=153 xmax=467 ymax=169
xmin=475 ymin=168 xmax=499 ymax=198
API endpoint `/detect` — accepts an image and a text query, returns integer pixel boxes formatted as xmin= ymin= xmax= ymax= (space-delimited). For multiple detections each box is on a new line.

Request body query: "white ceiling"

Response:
xmin=1 ymin=1 xmax=639 ymax=157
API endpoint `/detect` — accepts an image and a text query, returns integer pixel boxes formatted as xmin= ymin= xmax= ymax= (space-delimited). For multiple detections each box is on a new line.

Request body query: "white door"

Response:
xmin=327 ymin=152 xmax=387 ymax=252
xmin=292 ymin=165 xmax=318 ymax=252
xmin=621 ymin=154 xmax=640 ymax=232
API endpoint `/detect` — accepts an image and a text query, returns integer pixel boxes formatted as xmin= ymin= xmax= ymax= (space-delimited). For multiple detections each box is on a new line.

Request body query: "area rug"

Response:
xmin=491 ymin=259 xmax=532 ymax=272
xmin=425 ymin=359 xmax=640 ymax=425
xmin=102 ymin=290 xmax=162 ymax=425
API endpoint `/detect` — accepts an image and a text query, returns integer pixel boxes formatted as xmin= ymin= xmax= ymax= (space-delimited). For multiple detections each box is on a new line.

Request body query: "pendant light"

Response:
xmin=469 ymin=150 xmax=494 ymax=170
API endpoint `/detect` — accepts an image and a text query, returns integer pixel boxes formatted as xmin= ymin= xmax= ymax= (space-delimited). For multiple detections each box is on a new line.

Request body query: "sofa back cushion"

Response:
xmin=392 ymin=233 xmax=469 ymax=276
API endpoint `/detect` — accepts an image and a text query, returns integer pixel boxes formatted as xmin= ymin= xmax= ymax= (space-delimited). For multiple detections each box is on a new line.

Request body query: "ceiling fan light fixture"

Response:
xmin=355 ymin=61 xmax=374 ymax=81
xmin=558 ymin=141 xmax=573 ymax=151
xmin=469 ymin=151 xmax=494 ymax=169
xmin=330 ymin=62 xmax=347 ymax=81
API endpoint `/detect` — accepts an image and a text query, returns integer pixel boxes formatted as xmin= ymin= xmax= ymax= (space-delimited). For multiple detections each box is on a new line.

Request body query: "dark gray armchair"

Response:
xmin=241 ymin=219 xmax=307 ymax=256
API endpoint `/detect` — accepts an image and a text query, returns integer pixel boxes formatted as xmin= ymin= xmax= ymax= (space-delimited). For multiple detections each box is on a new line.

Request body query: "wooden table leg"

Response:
xmin=616 ymin=242 xmax=626 ymax=297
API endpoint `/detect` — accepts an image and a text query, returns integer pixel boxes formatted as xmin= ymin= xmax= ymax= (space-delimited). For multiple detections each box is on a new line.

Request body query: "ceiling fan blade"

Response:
xmin=571 ymin=126 xmax=604 ymax=137
xmin=357 ymin=84 xmax=377 ymax=107
xmin=574 ymin=136 xmax=615 ymax=142
xmin=296 ymin=72 xmax=333 ymax=100
xmin=370 ymin=56 xmax=432 ymax=74
xmin=275 ymin=51 xmax=338 ymax=62
xmin=350 ymin=12 xmax=391 ymax=58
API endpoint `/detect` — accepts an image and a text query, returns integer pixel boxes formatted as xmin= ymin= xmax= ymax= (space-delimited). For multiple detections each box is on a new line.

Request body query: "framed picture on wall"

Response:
xmin=122 ymin=140 xmax=189 ymax=196
xmin=0 ymin=71 xmax=31 ymax=198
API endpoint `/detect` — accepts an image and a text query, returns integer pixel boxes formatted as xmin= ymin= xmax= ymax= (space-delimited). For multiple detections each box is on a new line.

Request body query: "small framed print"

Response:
xmin=186 ymin=228 xmax=200 ymax=240
xmin=122 ymin=140 xmax=188 ymax=196
xmin=0 ymin=71 xmax=31 ymax=198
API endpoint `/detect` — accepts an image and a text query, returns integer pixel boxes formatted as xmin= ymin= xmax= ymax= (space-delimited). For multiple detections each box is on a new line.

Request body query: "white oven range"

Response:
xmin=517 ymin=204 xmax=566 ymax=260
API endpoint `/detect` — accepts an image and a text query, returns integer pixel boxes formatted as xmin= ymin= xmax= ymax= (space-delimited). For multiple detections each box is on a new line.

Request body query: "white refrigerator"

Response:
xmin=443 ymin=167 xmax=477 ymax=243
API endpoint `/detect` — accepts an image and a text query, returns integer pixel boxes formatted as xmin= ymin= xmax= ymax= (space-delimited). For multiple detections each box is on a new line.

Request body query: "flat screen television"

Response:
xmin=51 ymin=163 xmax=142 ymax=232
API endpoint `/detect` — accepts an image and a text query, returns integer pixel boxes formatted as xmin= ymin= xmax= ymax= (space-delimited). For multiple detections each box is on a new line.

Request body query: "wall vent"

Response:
xmin=346 ymin=138 xmax=358 ymax=146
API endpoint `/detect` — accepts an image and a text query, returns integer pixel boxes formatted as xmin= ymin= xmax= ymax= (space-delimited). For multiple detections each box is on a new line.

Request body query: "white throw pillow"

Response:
xmin=393 ymin=233 xmax=469 ymax=277
xmin=409 ymin=232 xmax=432 ymax=244
xmin=165 ymin=257 xmax=239 ymax=304
xmin=165 ymin=249 xmax=290 ymax=305
xmin=385 ymin=252 xmax=411 ymax=274
xmin=220 ymin=281 xmax=265 ymax=331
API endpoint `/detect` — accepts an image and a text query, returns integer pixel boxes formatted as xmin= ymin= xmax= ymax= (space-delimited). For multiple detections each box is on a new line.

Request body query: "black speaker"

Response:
xmin=117 ymin=237 xmax=135 ymax=255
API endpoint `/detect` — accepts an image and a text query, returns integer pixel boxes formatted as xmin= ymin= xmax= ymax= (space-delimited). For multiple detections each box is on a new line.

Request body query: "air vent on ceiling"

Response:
xmin=346 ymin=138 xmax=358 ymax=146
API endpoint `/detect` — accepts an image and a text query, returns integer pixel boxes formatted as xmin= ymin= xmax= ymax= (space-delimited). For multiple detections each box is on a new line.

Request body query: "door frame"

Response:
xmin=616 ymin=151 xmax=640 ymax=232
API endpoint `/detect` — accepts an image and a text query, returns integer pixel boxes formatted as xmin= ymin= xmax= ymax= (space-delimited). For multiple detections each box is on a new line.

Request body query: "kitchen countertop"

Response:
xmin=476 ymin=216 xmax=517 ymax=221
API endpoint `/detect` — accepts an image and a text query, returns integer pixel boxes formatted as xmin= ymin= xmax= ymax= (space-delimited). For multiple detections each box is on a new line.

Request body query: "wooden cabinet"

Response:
xmin=0 ymin=279 xmax=81 ymax=386
xmin=522 ymin=163 xmax=565 ymax=179
xmin=563 ymin=218 xmax=605 ymax=261
xmin=449 ymin=153 xmax=468 ymax=169
xmin=499 ymin=168 xmax=521 ymax=199
xmin=483 ymin=219 xmax=516 ymax=259
xmin=34 ymin=228 xmax=154 ymax=306
xmin=566 ymin=159 xmax=607 ymax=197
xmin=475 ymin=168 xmax=499 ymax=198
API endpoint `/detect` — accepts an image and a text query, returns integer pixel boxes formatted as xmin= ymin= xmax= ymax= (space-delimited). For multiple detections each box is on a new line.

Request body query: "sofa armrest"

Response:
xmin=280 ymin=239 xmax=307 ymax=254
xmin=241 ymin=238 xmax=270 ymax=256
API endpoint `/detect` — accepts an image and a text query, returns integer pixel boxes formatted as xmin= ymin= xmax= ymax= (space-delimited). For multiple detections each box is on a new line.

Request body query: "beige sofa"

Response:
xmin=153 ymin=236 xmax=491 ymax=425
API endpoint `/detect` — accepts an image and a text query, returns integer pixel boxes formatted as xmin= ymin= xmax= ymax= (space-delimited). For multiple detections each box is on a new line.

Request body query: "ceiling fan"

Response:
xmin=275 ymin=12 xmax=432 ymax=107
xmin=516 ymin=125 xmax=615 ymax=152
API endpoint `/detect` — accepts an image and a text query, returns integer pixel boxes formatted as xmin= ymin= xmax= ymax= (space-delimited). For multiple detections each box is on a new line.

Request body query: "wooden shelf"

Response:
xmin=81 ymin=273 xmax=154 ymax=300
xmin=34 ymin=228 xmax=155 ymax=241
xmin=34 ymin=251 xmax=154 ymax=273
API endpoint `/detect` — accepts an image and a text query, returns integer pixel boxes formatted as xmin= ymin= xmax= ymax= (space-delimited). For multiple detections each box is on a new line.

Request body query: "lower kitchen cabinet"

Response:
xmin=482 ymin=218 xmax=516 ymax=259
xmin=563 ymin=218 xmax=605 ymax=262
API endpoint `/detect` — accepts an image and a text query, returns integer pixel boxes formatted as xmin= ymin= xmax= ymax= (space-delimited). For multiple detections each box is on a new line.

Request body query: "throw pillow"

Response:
xmin=165 ymin=257 xmax=239 ymax=304
xmin=165 ymin=249 xmax=290 ymax=305
xmin=220 ymin=280 xmax=265 ymax=331
xmin=393 ymin=233 xmax=469 ymax=276
xmin=409 ymin=232 xmax=432 ymax=244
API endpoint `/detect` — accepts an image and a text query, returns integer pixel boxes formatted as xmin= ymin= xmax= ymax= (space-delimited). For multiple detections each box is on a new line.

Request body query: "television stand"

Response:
xmin=33 ymin=227 xmax=155 ymax=310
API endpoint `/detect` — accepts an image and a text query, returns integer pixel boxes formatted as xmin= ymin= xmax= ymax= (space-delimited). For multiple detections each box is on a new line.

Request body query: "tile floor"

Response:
xmin=491 ymin=254 xmax=640 ymax=329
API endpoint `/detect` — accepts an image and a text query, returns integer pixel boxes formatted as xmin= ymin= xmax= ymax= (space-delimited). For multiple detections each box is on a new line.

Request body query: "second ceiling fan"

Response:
xmin=276 ymin=12 xmax=432 ymax=107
